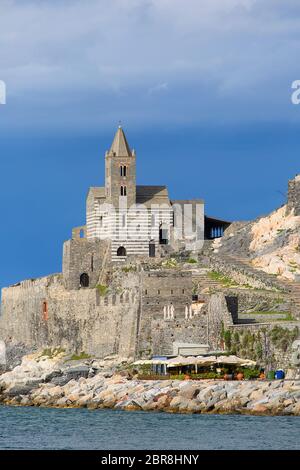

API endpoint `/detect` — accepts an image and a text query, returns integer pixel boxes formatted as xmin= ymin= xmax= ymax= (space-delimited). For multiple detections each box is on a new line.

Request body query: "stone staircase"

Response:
xmin=216 ymin=253 xmax=300 ymax=320
xmin=192 ymin=269 xmax=226 ymax=293
xmin=276 ymin=278 xmax=300 ymax=319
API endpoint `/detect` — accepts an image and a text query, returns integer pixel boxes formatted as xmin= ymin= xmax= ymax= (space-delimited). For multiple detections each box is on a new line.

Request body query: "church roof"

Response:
xmin=87 ymin=187 xmax=106 ymax=200
xmin=87 ymin=185 xmax=171 ymax=207
xmin=136 ymin=185 xmax=171 ymax=207
xmin=108 ymin=126 xmax=132 ymax=157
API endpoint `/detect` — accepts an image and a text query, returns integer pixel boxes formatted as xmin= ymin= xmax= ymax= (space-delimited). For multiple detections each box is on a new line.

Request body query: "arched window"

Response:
xmin=80 ymin=273 xmax=89 ymax=288
xmin=120 ymin=186 xmax=127 ymax=196
xmin=42 ymin=301 xmax=48 ymax=321
xmin=124 ymin=186 xmax=127 ymax=196
xmin=79 ymin=229 xmax=84 ymax=238
xmin=120 ymin=165 xmax=127 ymax=177
xmin=117 ymin=246 xmax=126 ymax=257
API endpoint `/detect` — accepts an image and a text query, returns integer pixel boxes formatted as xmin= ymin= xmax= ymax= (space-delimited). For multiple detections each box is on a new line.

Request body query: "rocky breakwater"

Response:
xmin=1 ymin=354 xmax=300 ymax=416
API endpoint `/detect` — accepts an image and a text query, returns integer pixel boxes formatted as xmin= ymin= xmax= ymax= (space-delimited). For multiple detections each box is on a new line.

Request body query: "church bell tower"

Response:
xmin=105 ymin=126 xmax=136 ymax=209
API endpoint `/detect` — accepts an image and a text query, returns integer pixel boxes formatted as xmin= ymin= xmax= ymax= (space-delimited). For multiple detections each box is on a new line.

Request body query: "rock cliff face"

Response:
xmin=214 ymin=204 xmax=300 ymax=281
xmin=213 ymin=175 xmax=300 ymax=282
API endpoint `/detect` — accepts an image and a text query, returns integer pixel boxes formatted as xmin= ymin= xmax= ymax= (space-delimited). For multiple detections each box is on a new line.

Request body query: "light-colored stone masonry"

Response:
xmin=0 ymin=273 xmax=140 ymax=359
xmin=0 ymin=265 xmax=235 ymax=362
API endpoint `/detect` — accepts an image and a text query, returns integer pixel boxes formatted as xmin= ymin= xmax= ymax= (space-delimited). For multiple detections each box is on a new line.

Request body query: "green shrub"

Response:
xmin=224 ymin=330 xmax=232 ymax=350
xmin=208 ymin=271 xmax=237 ymax=287
xmin=137 ymin=374 xmax=171 ymax=380
xmin=242 ymin=368 xmax=260 ymax=380
xmin=233 ymin=331 xmax=240 ymax=344
xmin=191 ymin=372 xmax=220 ymax=380
xmin=69 ymin=351 xmax=91 ymax=361
xmin=96 ymin=284 xmax=108 ymax=296
xmin=169 ymin=374 xmax=186 ymax=380
xmin=187 ymin=258 xmax=197 ymax=264
xmin=162 ymin=258 xmax=178 ymax=268
xmin=121 ymin=265 xmax=137 ymax=273
xmin=40 ymin=347 xmax=65 ymax=359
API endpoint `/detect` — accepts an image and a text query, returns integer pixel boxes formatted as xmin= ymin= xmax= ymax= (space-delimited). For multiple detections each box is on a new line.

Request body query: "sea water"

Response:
xmin=0 ymin=406 xmax=299 ymax=450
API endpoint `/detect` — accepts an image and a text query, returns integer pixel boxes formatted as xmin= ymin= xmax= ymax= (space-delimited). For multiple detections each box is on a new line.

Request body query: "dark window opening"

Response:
xmin=91 ymin=255 xmax=94 ymax=272
xmin=80 ymin=273 xmax=89 ymax=288
xmin=149 ymin=242 xmax=155 ymax=258
xmin=159 ymin=224 xmax=168 ymax=245
xmin=117 ymin=246 xmax=126 ymax=257
xmin=120 ymin=165 xmax=127 ymax=177
xmin=42 ymin=301 xmax=48 ymax=321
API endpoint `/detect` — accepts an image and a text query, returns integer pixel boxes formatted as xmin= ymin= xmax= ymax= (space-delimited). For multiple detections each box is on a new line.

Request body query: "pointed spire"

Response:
xmin=108 ymin=126 xmax=132 ymax=157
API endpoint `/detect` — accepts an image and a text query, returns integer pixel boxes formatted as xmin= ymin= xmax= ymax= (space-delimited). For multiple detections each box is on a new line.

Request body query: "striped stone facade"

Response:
xmin=75 ymin=127 xmax=204 ymax=263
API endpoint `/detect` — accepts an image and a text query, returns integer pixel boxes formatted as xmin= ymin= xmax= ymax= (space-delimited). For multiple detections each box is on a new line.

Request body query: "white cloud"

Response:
xmin=0 ymin=0 xmax=300 ymax=130
xmin=148 ymin=82 xmax=168 ymax=94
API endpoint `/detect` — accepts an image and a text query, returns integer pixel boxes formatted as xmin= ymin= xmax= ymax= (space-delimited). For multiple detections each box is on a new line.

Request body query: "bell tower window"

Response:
xmin=120 ymin=165 xmax=127 ymax=177
xmin=120 ymin=186 xmax=127 ymax=196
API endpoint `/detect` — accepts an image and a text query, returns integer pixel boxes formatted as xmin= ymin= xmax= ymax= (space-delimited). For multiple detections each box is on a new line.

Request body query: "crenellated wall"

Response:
xmin=0 ymin=273 xmax=139 ymax=359
xmin=0 ymin=266 xmax=237 ymax=361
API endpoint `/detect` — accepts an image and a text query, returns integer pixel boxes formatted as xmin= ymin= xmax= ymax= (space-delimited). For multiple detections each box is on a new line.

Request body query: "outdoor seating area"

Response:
xmin=133 ymin=355 xmax=262 ymax=380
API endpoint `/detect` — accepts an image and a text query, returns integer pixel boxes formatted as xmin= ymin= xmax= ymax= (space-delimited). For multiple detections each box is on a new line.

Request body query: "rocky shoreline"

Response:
xmin=1 ymin=354 xmax=300 ymax=416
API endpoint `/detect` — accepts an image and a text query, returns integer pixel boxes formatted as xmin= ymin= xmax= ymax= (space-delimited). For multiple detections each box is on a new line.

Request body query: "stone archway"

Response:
xmin=80 ymin=273 xmax=89 ymax=288
xmin=117 ymin=246 xmax=126 ymax=257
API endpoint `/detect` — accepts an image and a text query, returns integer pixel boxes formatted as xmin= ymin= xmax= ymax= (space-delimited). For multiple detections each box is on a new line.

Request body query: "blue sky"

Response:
xmin=1 ymin=0 xmax=300 ymax=289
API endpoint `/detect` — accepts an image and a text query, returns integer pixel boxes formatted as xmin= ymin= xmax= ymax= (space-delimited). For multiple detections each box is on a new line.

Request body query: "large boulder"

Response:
xmin=5 ymin=385 xmax=33 ymax=397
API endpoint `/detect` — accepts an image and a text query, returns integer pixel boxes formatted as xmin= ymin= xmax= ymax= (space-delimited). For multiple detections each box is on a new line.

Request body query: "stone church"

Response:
xmin=78 ymin=127 xmax=206 ymax=259
xmin=62 ymin=126 xmax=230 ymax=289
xmin=0 ymin=127 xmax=235 ymax=360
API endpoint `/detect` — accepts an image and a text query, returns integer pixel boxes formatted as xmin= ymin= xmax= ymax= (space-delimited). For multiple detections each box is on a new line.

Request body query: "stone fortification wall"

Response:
xmin=137 ymin=270 xmax=193 ymax=357
xmin=62 ymin=238 xmax=110 ymax=290
xmin=137 ymin=264 xmax=234 ymax=356
xmin=150 ymin=293 xmax=233 ymax=356
xmin=0 ymin=265 xmax=237 ymax=362
xmin=0 ymin=272 xmax=139 ymax=360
